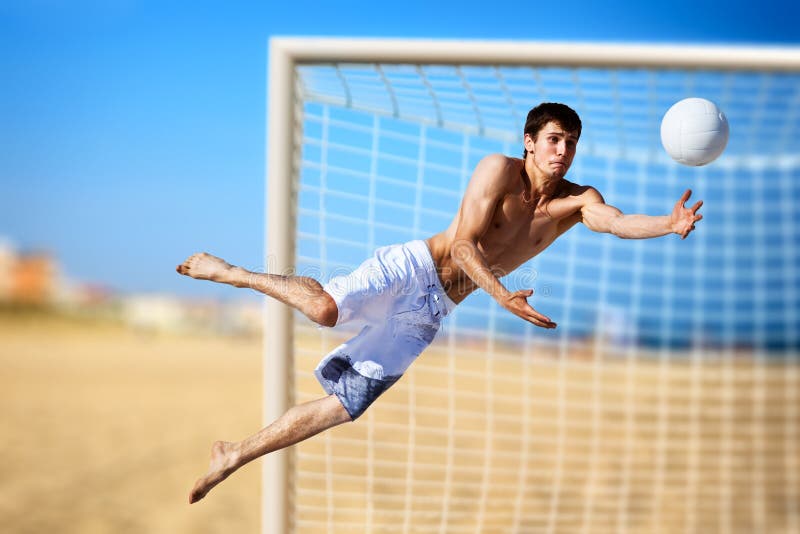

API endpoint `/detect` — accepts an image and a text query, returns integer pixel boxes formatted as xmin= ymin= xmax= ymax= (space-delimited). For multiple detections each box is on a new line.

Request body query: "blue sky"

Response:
xmin=1 ymin=0 xmax=798 ymax=297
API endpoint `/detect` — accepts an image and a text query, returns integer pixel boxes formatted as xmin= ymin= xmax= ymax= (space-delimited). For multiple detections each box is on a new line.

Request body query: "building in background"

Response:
xmin=0 ymin=236 xmax=262 ymax=336
xmin=0 ymin=237 xmax=58 ymax=306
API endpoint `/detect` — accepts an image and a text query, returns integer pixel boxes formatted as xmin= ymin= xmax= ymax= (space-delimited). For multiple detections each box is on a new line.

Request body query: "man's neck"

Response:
xmin=522 ymin=158 xmax=560 ymax=197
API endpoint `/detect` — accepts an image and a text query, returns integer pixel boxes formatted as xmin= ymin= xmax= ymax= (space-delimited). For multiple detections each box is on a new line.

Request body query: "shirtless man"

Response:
xmin=177 ymin=102 xmax=703 ymax=503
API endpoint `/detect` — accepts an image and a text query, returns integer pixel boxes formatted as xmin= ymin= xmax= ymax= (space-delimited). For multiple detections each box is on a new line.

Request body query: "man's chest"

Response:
xmin=492 ymin=195 xmax=577 ymax=238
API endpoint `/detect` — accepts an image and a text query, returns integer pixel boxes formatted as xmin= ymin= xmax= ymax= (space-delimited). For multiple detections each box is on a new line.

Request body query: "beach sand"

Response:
xmin=0 ymin=312 xmax=261 ymax=534
xmin=2 ymin=312 xmax=797 ymax=533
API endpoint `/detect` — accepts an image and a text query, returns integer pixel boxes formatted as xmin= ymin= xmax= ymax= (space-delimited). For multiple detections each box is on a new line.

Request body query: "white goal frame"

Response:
xmin=264 ymin=37 xmax=800 ymax=534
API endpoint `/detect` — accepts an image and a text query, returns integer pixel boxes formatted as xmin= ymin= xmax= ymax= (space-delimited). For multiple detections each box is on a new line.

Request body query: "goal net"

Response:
xmin=265 ymin=38 xmax=800 ymax=534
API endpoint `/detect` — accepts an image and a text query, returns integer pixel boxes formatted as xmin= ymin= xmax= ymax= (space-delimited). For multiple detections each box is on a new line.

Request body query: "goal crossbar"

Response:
xmin=272 ymin=36 xmax=800 ymax=70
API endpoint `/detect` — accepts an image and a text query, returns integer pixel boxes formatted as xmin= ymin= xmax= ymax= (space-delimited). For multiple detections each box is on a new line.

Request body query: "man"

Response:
xmin=177 ymin=102 xmax=702 ymax=503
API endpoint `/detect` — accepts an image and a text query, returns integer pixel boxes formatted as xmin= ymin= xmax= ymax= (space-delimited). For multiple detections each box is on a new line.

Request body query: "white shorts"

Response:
xmin=314 ymin=240 xmax=456 ymax=419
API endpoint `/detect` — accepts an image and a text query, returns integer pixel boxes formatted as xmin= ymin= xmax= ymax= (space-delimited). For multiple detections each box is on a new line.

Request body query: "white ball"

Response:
xmin=660 ymin=97 xmax=729 ymax=166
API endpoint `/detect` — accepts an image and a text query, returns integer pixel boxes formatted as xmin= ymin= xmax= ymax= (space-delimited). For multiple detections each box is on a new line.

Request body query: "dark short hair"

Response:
xmin=522 ymin=103 xmax=582 ymax=157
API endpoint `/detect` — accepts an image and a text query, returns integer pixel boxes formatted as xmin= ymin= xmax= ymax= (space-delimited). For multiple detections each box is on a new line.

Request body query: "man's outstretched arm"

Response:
xmin=581 ymin=188 xmax=703 ymax=240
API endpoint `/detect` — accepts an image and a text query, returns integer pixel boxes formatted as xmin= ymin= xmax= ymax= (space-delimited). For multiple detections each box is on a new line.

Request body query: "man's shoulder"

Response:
xmin=558 ymin=180 xmax=603 ymax=202
xmin=472 ymin=154 xmax=520 ymax=189
xmin=549 ymin=182 xmax=605 ymax=228
xmin=478 ymin=153 xmax=519 ymax=173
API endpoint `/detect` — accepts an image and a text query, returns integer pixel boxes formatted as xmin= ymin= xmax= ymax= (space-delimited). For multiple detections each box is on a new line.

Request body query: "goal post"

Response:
xmin=263 ymin=39 xmax=296 ymax=534
xmin=265 ymin=37 xmax=800 ymax=534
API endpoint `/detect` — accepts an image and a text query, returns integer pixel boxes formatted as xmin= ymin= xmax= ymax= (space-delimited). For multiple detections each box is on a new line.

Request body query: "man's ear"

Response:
xmin=523 ymin=133 xmax=536 ymax=155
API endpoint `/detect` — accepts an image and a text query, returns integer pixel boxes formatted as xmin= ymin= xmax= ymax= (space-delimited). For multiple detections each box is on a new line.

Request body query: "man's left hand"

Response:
xmin=670 ymin=189 xmax=703 ymax=239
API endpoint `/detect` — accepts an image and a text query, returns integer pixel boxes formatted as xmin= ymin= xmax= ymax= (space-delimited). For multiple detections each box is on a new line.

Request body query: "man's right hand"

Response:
xmin=501 ymin=289 xmax=557 ymax=329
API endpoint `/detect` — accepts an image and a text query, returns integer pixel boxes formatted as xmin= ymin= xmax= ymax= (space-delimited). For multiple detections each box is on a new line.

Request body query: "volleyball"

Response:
xmin=660 ymin=97 xmax=729 ymax=166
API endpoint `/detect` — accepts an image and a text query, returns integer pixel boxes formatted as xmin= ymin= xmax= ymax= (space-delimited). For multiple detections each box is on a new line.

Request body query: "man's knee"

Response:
xmin=318 ymin=394 xmax=353 ymax=425
xmin=313 ymin=293 xmax=338 ymax=327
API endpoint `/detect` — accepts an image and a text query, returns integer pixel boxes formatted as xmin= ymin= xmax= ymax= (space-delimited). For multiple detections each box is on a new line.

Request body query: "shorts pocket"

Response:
xmin=390 ymin=293 xmax=440 ymax=349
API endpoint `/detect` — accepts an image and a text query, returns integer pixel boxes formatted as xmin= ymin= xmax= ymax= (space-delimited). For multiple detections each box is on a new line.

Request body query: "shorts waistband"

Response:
xmin=404 ymin=240 xmax=457 ymax=316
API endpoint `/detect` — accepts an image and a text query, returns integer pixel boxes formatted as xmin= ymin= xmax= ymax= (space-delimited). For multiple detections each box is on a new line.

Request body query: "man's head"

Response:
xmin=522 ymin=102 xmax=582 ymax=158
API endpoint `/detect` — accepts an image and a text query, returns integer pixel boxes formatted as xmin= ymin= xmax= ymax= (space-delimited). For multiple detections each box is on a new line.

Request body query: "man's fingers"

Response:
xmin=690 ymin=200 xmax=703 ymax=213
xmin=526 ymin=314 xmax=554 ymax=328
xmin=529 ymin=316 xmax=557 ymax=329
xmin=511 ymin=301 xmax=556 ymax=329
xmin=521 ymin=301 xmax=550 ymax=322
xmin=678 ymin=189 xmax=692 ymax=206
xmin=506 ymin=289 xmax=556 ymax=328
xmin=530 ymin=312 xmax=553 ymax=325
xmin=525 ymin=306 xmax=554 ymax=327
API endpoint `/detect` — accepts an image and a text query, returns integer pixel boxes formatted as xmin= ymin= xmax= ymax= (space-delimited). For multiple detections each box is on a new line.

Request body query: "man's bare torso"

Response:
xmin=427 ymin=156 xmax=591 ymax=304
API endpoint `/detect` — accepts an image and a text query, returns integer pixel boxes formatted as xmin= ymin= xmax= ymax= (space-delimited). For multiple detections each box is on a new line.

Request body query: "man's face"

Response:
xmin=524 ymin=121 xmax=579 ymax=179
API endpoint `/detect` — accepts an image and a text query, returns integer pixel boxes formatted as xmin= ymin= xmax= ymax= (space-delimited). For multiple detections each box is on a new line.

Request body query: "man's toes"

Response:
xmin=189 ymin=479 xmax=209 ymax=504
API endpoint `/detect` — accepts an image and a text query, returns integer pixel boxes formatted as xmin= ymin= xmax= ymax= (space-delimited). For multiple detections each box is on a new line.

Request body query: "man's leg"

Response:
xmin=176 ymin=252 xmax=338 ymax=327
xmin=189 ymin=394 xmax=351 ymax=504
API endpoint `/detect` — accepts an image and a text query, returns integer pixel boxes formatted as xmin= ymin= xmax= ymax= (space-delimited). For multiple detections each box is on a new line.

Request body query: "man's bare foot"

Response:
xmin=189 ymin=441 xmax=241 ymax=504
xmin=176 ymin=253 xmax=235 ymax=282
